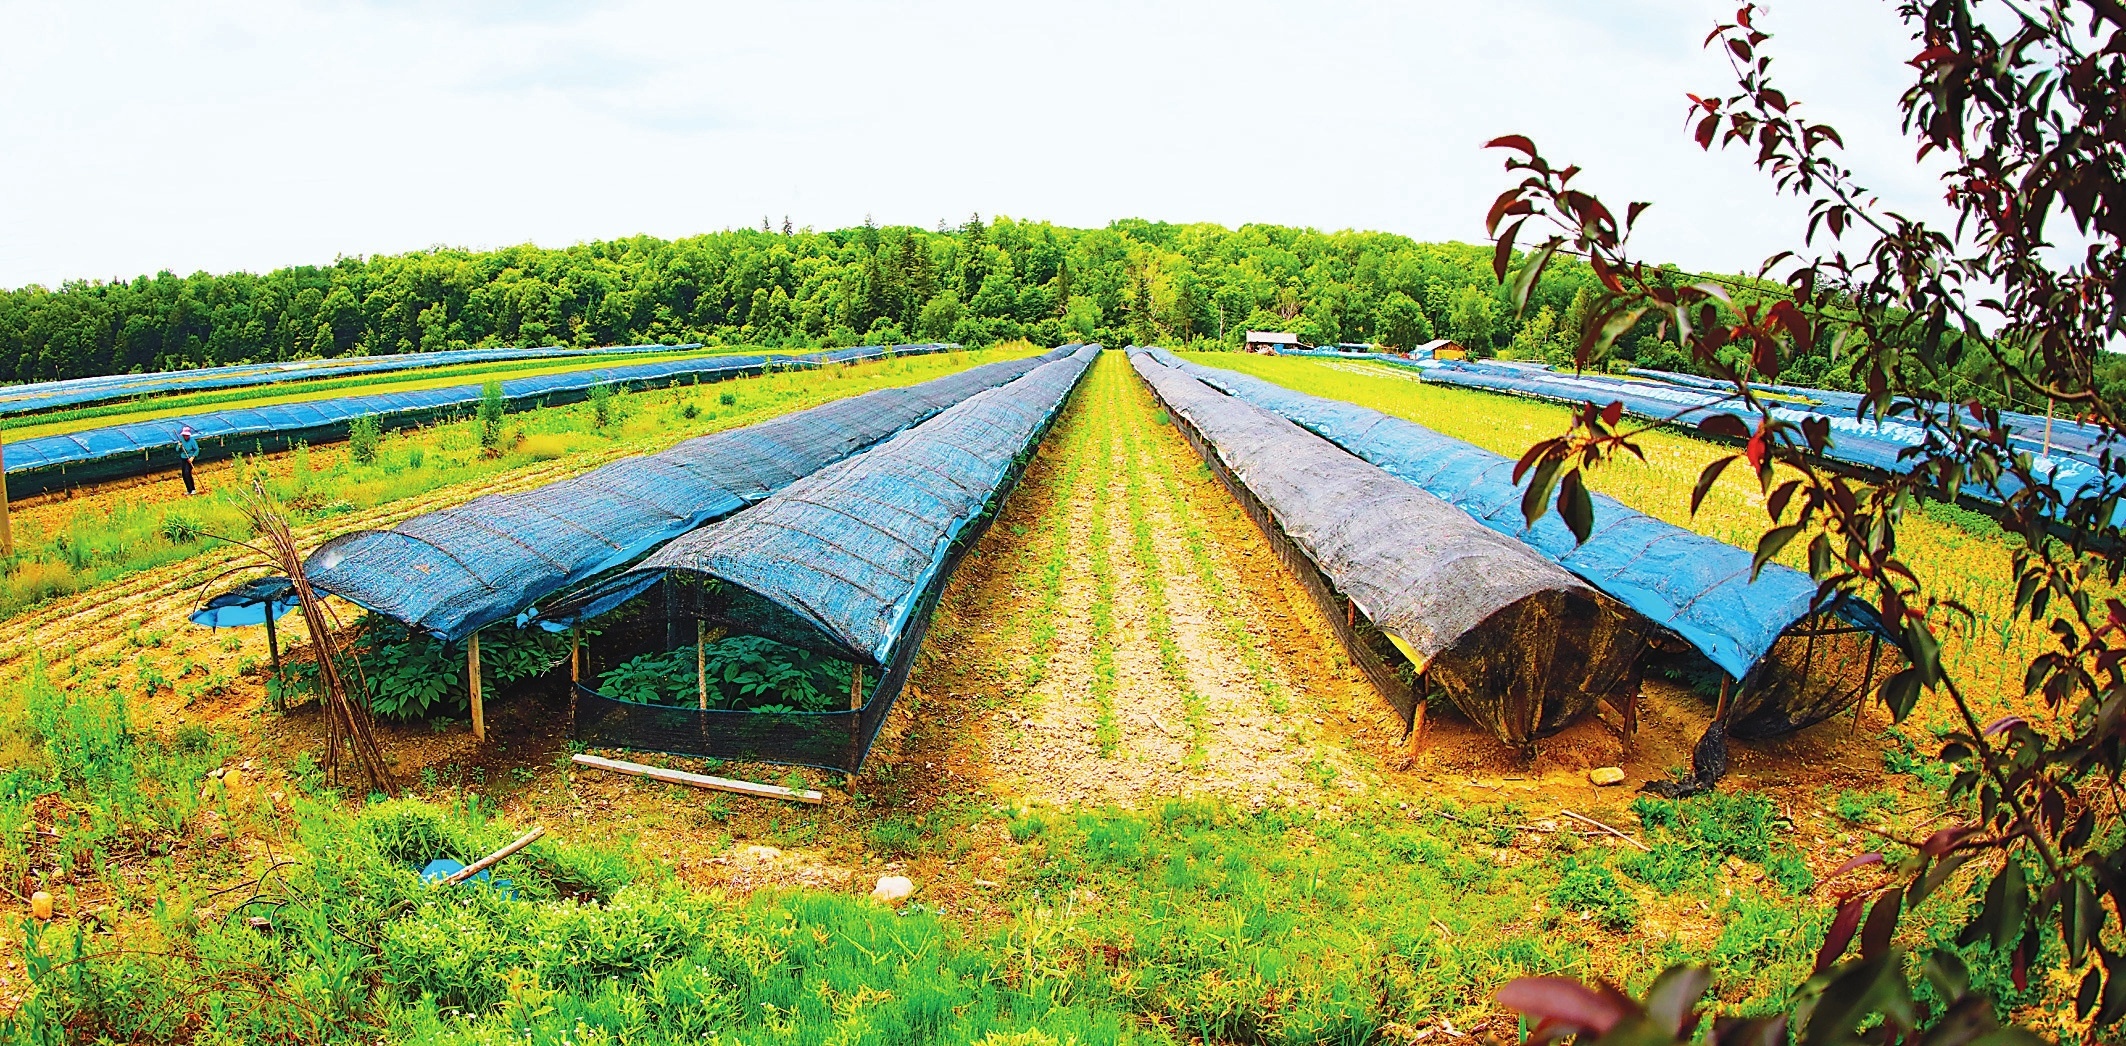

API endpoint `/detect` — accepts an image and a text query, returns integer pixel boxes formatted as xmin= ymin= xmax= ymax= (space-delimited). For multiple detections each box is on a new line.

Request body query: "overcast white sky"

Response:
xmin=0 ymin=1 xmax=1936 ymax=290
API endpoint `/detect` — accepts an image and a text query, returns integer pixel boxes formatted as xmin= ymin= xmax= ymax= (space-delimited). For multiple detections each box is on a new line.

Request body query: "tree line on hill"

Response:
xmin=1 ymin=216 xmax=2110 ymax=414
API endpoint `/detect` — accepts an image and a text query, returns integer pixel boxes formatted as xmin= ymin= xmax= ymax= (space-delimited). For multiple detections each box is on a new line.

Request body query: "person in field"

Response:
xmin=177 ymin=424 xmax=200 ymax=495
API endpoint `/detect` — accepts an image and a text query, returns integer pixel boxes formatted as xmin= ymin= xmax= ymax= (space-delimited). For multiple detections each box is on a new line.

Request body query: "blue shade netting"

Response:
xmin=0 ymin=342 xmax=707 ymax=418
xmin=1130 ymin=349 xmax=1648 ymax=750
xmin=189 ymin=577 xmax=299 ymax=628
xmin=538 ymin=345 xmax=1098 ymax=772
xmin=3 ymin=343 xmax=958 ymax=497
xmin=1154 ymin=347 xmax=1898 ymax=739
xmin=296 ymin=345 xmax=1078 ymax=643
xmin=1373 ymin=353 xmax=2113 ymax=512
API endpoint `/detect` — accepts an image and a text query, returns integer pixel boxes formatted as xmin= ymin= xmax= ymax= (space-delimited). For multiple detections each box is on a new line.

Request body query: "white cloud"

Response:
xmin=0 ymin=0 xmax=1940 ymax=288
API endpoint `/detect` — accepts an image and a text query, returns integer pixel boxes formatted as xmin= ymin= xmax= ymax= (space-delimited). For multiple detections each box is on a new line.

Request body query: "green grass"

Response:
xmin=0 ymin=347 xmax=1033 ymax=624
xmin=1127 ymin=370 xmax=1293 ymax=716
xmin=1019 ymin=381 xmax=1090 ymax=694
xmin=0 ymin=613 xmax=2013 ymax=1046
xmin=1086 ymin=362 xmax=1123 ymax=758
xmin=1118 ymin=392 xmax=1208 ymax=765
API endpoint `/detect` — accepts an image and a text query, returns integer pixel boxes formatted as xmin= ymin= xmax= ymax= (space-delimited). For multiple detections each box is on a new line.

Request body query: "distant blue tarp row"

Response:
xmin=4 ymin=343 xmax=957 ymax=498
xmin=297 ymin=344 xmax=1076 ymax=642
xmin=0 ymin=342 xmax=708 ymax=418
xmin=1149 ymin=347 xmax=1888 ymax=682
xmin=1626 ymin=365 xmax=2119 ymax=470
xmin=1395 ymin=356 xmax=2106 ymax=509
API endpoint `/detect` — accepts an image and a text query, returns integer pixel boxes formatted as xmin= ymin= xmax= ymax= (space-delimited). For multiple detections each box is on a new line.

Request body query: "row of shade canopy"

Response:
xmin=4 ymin=343 xmax=957 ymax=497
xmin=0 ymin=342 xmax=706 ymax=418
xmin=197 ymin=341 xmax=1895 ymax=770
xmin=1132 ymin=347 xmax=1898 ymax=751
xmin=1274 ymin=347 xmax=2118 ymax=513
xmin=196 ymin=345 xmax=1099 ymax=772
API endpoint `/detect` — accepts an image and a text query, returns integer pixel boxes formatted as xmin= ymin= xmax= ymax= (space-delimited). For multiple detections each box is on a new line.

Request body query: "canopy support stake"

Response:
xmin=1855 ymin=631 xmax=1883 ymax=734
xmin=696 ymin=620 xmax=708 ymax=710
xmin=1713 ymin=677 xmax=1731 ymax=722
xmin=850 ymin=664 xmax=863 ymax=711
xmin=264 ymin=608 xmax=282 ymax=710
xmin=468 ymin=633 xmax=485 ymax=742
xmin=570 ymin=631 xmax=580 ymax=683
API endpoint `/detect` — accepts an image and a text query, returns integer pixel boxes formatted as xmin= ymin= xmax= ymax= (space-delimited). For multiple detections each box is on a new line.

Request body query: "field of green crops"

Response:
xmin=0 ymin=349 xmax=2080 ymax=1044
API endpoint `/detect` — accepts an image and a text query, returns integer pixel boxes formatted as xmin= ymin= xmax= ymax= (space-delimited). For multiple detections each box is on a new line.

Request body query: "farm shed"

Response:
xmin=535 ymin=345 xmax=1098 ymax=772
xmin=1411 ymin=339 xmax=1468 ymax=361
xmin=1145 ymin=347 xmax=1898 ymax=740
xmin=1128 ymin=348 xmax=1649 ymax=752
xmin=1244 ymin=331 xmax=1302 ymax=354
xmin=3 ymin=342 xmax=958 ymax=499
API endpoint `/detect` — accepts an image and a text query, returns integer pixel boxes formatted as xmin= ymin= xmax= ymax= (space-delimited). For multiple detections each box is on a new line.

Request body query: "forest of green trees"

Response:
xmin=0 ymin=217 xmax=1599 ymax=381
xmin=1 ymin=215 xmax=2102 ymax=412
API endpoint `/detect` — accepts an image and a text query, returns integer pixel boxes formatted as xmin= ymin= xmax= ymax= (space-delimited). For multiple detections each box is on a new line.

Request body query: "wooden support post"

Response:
xmin=1855 ymin=631 xmax=1883 ymax=734
xmin=0 ymin=431 xmax=11 ymax=558
xmin=696 ymin=620 xmax=708 ymax=710
xmin=2045 ymin=397 xmax=2056 ymax=457
xmin=468 ymin=633 xmax=485 ymax=742
xmin=1713 ymin=677 xmax=1731 ymax=722
xmin=570 ymin=631 xmax=580 ymax=683
xmin=850 ymin=664 xmax=864 ymax=711
xmin=263 ymin=606 xmax=283 ymax=709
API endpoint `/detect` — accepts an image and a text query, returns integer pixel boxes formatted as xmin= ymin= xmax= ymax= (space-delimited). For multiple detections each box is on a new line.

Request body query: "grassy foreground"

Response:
xmin=0 ymin=346 xmax=1035 ymax=622
xmin=0 ymin=351 xmax=2050 ymax=1044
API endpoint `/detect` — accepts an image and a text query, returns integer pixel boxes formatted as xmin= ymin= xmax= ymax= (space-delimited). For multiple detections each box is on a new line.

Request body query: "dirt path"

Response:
xmin=905 ymin=352 xmax=1374 ymax=810
xmin=890 ymin=351 xmax=1891 ymax=825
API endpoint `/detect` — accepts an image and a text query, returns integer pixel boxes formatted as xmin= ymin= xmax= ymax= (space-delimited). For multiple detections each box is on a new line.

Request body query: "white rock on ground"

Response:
xmin=1589 ymin=767 xmax=1627 ymax=786
xmin=871 ymin=875 xmax=915 ymax=904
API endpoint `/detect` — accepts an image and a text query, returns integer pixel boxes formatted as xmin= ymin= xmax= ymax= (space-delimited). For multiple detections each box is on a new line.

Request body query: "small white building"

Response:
xmin=1245 ymin=331 xmax=1303 ymax=354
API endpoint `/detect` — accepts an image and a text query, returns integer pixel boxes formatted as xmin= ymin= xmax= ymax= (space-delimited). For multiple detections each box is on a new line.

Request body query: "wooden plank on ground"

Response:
xmin=571 ymin=753 xmax=824 ymax=805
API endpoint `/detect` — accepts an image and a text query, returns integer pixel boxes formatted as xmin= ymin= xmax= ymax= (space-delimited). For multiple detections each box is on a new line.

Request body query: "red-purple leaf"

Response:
xmin=1816 ymin=896 xmax=1867 ymax=972
xmin=1495 ymin=977 xmax=1631 ymax=1035
xmin=1919 ymin=825 xmax=1979 ymax=857
xmin=1486 ymin=134 xmax=1539 ymax=156
xmin=1983 ymin=715 xmax=2025 ymax=736
xmin=1860 ymin=892 xmax=1903 ymax=959
xmin=1699 ymin=414 xmax=1751 ymax=441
